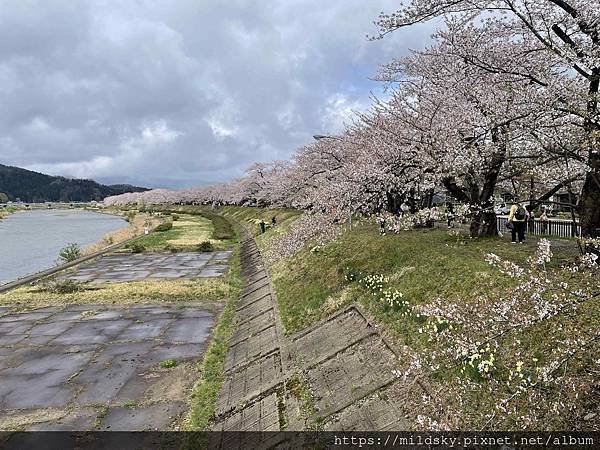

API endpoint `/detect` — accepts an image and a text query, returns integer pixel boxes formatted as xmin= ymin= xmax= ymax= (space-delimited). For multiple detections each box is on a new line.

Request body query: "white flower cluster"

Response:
xmin=530 ymin=239 xmax=552 ymax=267
xmin=359 ymin=274 xmax=388 ymax=294
xmin=382 ymin=208 xmax=442 ymax=233
xmin=485 ymin=253 xmax=525 ymax=278
xmin=580 ymin=252 xmax=598 ymax=269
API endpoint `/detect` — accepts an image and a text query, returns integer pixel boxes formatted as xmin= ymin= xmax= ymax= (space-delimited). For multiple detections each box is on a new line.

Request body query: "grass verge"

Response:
xmin=121 ymin=213 xmax=221 ymax=252
xmin=186 ymin=237 xmax=243 ymax=430
xmin=0 ymin=278 xmax=231 ymax=309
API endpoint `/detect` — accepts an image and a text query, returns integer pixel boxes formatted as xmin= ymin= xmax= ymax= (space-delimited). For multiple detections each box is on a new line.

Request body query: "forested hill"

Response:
xmin=0 ymin=164 xmax=148 ymax=203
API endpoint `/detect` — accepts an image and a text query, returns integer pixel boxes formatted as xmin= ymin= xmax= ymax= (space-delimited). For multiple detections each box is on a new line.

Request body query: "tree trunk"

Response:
xmin=579 ymin=152 xmax=600 ymax=237
xmin=469 ymin=210 xmax=498 ymax=237
xmin=579 ymin=71 xmax=600 ymax=238
xmin=386 ymin=191 xmax=402 ymax=214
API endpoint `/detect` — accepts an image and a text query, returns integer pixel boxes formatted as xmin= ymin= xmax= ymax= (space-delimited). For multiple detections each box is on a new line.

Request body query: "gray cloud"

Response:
xmin=0 ymin=0 xmax=433 ymax=189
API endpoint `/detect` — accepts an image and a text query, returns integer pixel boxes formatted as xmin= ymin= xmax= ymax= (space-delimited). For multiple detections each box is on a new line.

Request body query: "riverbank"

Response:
xmin=81 ymin=210 xmax=161 ymax=256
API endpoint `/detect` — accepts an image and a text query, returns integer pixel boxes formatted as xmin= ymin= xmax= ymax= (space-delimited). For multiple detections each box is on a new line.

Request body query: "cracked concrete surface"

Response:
xmin=0 ymin=305 xmax=216 ymax=431
xmin=60 ymin=251 xmax=232 ymax=283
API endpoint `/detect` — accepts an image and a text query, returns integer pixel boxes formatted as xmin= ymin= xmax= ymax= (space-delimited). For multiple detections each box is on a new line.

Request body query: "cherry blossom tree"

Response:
xmin=375 ymin=0 xmax=600 ymax=236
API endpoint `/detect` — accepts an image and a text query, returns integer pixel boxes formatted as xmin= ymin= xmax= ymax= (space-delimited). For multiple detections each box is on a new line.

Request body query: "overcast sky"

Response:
xmin=0 ymin=0 xmax=432 ymax=189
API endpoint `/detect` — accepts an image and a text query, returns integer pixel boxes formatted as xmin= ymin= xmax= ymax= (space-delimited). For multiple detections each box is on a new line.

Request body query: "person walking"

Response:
xmin=259 ymin=219 xmax=266 ymax=234
xmin=508 ymin=200 xmax=528 ymax=243
xmin=271 ymin=216 xmax=277 ymax=227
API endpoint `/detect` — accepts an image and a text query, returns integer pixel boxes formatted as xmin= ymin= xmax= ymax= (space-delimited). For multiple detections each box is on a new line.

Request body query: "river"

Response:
xmin=0 ymin=209 xmax=127 ymax=286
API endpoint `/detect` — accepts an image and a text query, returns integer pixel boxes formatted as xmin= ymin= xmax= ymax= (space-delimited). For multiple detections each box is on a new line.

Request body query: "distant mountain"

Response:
xmin=0 ymin=164 xmax=148 ymax=203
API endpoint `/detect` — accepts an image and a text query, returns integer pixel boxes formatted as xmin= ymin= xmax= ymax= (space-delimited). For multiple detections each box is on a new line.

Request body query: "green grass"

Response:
xmin=122 ymin=213 xmax=227 ymax=252
xmin=194 ymin=210 xmax=236 ymax=240
xmin=1 ymin=278 xmax=232 ymax=309
xmin=187 ymin=239 xmax=243 ymax=430
xmin=269 ymin=223 xmax=579 ymax=337
xmin=160 ymin=359 xmax=178 ymax=369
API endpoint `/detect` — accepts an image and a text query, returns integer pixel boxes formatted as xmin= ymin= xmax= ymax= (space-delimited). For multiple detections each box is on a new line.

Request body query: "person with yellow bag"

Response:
xmin=508 ymin=200 xmax=528 ymax=244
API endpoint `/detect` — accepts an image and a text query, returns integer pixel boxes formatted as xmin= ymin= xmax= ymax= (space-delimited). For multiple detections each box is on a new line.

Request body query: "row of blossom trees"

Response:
xmin=105 ymin=0 xmax=599 ymax=238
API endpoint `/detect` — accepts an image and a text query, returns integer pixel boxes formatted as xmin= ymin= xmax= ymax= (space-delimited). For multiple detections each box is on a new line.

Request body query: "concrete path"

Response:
xmin=0 ymin=304 xmax=216 ymax=431
xmin=60 ymin=251 xmax=232 ymax=284
xmin=211 ymin=230 xmax=420 ymax=444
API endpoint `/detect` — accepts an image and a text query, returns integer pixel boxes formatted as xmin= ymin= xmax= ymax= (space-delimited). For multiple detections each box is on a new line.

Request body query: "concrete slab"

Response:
xmin=75 ymin=342 xmax=154 ymax=404
xmin=0 ymin=373 xmax=77 ymax=409
xmin=306 ymin=335 xmax=398 ymax=416
xmin=223 ymin=326 xmax=278 ymax=373
xmin=238 ymin=285 xmax=271 ymax=308
xmin=116 ymin=319 xmax=173 ymax=341
xmin=324 ymin=392 xmax=409 ymax=431
xmin=0 ymin=311 xmax=52 ymax=323
xmin=62 ymin=252 xmax=231 ymax=284
xmin=163 ymin=317 xmax=215 ymax=344
xmin=0 ymin=305 xmax=215 ymax=431
xmin=212 ymin=393 xmax=280 ymax=431
xmin=26 ymin=408 xmax=98 ymax=431
xmin=50 ymin=319 xmax=132 ymax=345
xmin=27 ymin=321 xmax=73 ymax=336
xmin=291 ymin=308 xmax=374 ymax=368
xmin=230 ymin=309 xmax=275 ymax=345
xmin=217 ymin=352 xmax=283 ymax=415
xmin=235 ymin=296 xmax=273 ymax=324
xmin=96 ymin=402 xmax=186 ymax=431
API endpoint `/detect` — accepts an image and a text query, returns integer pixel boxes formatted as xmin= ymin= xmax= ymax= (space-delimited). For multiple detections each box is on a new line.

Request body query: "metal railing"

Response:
xmin=496 ymin=216 xmax=580 ymax=238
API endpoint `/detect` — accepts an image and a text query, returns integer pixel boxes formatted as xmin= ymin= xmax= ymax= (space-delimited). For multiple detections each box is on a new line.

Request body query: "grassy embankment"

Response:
xmin=205 ymin=206 xmax=598 ymax=430
xmin=119 ymin=212 xmax=230 ymax=252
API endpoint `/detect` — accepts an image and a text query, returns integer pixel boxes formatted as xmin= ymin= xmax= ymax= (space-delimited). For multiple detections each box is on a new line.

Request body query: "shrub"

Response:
xmin=129 ymin=242 xmax=145 ymax=253
xmin=58 ymin=243 xmax=81 ymax=263
xmin=160 ymin=359 xmax=177 ymax=369
xmin=172 ymin=214 xmax=180 ymax=221
xmin=44 ymin=279 xmax=84 ymax=294
xmin=197 ymin=241 xmax=214 ymax=252
xmin=154 ymin=221 xmax=173 ymax=232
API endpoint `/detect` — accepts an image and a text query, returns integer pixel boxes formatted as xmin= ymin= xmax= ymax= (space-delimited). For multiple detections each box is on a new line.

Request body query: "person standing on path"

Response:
xmin=527 ymin=207 xmax=536 ymax=233
xmin=271 ymin=216 xmax=277 ymax=227
xmin=259 ymin=219 xmax=266 ymax=234
xmin=540 ymin=209 xmax=549 ymax=234
xmin=508 ymin=201 xmax=528 ymax=243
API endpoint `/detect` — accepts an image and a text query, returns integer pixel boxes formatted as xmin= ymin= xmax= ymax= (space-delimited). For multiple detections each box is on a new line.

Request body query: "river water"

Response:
xmin=0 ymin=209 xmax=127 ymax=286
